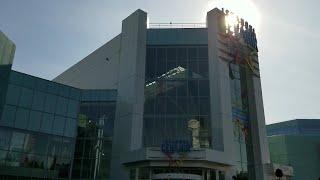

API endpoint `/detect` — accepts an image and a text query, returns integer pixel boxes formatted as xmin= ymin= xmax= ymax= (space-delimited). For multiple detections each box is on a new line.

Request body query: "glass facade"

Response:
xmin=0 ymin=71 xmax=117 ymax=179
xmin=71 ymin=90 xmax=116 ymax=179
xmin=143 ymin=46 xmax=212 ymax=148
xmin=1 ymin=71 xmax=80 ymax=137
xmin=0 ymin=127 xmax=74 ymax=179
xmin=0 ymin=71 xmax=80 ymax=179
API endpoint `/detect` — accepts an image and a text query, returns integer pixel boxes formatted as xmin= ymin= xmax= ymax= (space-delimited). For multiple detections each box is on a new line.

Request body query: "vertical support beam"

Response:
xmin=207 ymin=8 xmax=234 ymax=158
xmin=206 ymin=169 xmax=211 ymax=180
xmin=135 ymin=168 xmax=139 ymax=180
xmin=246 ymin=56 xmax=271 ymax=179
xmin=110 ymin=9 xmax=147 ymax=180
xmin=215 ymin=170 xmax=220 ymax=180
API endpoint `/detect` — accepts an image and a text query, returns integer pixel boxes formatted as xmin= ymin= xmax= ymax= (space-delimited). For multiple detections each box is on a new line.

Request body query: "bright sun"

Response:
xmin=207 ymin=0 xmax=261 ymax=32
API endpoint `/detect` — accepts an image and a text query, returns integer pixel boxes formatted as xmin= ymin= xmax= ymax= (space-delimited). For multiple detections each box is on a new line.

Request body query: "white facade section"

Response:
xmin=110 ymin=9 xmax=147 ymax=180
xmin=53 ymin=35 xmax=121 ymax=89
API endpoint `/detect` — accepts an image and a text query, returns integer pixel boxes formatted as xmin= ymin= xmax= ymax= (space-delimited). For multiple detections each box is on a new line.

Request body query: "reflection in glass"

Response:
xmin=72 ymin=101 xmax=115 ymax=179
xmin=143 ymin=46 xmax=211 ymax=149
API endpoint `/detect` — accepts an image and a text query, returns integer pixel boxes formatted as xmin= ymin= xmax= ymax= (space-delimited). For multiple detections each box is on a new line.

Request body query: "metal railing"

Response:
xmin=148 ymin=22 xmax=206 ymax=29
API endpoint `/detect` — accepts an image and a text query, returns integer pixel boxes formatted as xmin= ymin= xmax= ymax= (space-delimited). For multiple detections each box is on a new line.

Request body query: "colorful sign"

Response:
xmin=161 ymin=140 xmax=192 ymax=154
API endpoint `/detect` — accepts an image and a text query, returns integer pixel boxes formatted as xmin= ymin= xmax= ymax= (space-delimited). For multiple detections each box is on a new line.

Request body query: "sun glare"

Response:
xmin=207 ymin=0 xmax=261 ymax=32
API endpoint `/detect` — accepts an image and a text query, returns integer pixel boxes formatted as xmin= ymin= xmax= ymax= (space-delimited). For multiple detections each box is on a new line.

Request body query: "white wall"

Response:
xmin=53 ymin=34 xmax=121 ymax=89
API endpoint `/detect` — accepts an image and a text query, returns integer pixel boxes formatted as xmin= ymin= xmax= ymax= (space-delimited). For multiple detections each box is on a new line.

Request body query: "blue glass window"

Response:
xmin=19 ymin=87 xmax=33 ymax=108
xmin=28 ymin=110 xmax=42 ymax=131
xmin=1 ymin=105 xmax=16 ymax=127
xmin=5 ymin=84 xmax=21 ymax=105
xmin=52 ymin=115 xmax=66 ymax=136
xmin=55 ymin=97 xmax=68 ymax=116
xmin=64 ymin=118 xmax=76 ymax=137
xmin=44 ymin=94 xmax=57 ymax=113
xmin=32 ymin=91 xmax=46 ymax=111
xmin=40 ymin=113 xmax=53 ymax=134
xmin=14 ymin=108 xmax=29 ymax=129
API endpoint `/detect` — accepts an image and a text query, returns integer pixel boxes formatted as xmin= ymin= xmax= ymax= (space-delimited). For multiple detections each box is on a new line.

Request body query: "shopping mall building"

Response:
xmin=0 ymin=8 xmax=276 ymax=180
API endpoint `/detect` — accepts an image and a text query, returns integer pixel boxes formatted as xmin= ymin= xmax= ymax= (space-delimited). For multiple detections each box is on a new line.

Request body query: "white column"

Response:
xmin=110 ymin=9 xmax=147 ymax=180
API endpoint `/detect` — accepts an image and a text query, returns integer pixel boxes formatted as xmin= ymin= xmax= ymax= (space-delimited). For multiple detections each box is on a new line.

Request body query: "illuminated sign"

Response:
xmin=161 ymin=140 xmax=192 ymax=154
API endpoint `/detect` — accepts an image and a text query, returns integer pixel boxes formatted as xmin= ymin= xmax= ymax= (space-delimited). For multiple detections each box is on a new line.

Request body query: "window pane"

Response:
xmin=47 ymin=82 xmax=59 ymax=95
xmin=189 ymin=61 xmax=199 ymax=77
xmin=198 ymin=47 xmax=208 ymax=59
xmin=1 ymin=105 xmax=16 ymax=127
xmin=19 ymin=87 xmax=33 ymax=108
xmin=10 ymin=131 xmax=27 ymax=152
xmin=67 ymin=100 xmax=79 ymax=118
xmin=35 ymin=78 xmax=48 ymax=92
xmin=55 ymin=97 xmax=68 ymax=116
xmin=24 ymin=134 xmax=48 ymax=156
xmin=0 ymin=129 xmax=12 ymax=150
xmin=48 ymin=136 xmax=62 ymax=158
xmin=177 ymin=48 xmax=187 ymax=61
xmin=59 ymin=84 xmax=70 ymax=97
xmin=199 ymin=80 xmax=210 ymax=96
xmin=146 ymin=48 xmax=156 ymax=79
xmin=40 ymin=113 xmax=53 ymax=134
xmin=23 ymin=75 xmax=36 ymax=89
xmin=32 ymin=91 xmax=46 ymax=111
xmin=61 ymin=138 xmax=73 ymax=158
xmin=69 ymin=87 xmax=81 ymax=100
xmin=188 ymin=80 xmax=199 ymax=97
xmin=52 ymin=116 xmax=66 ymax=136
xmin=44 ymin=94 xmax=57 ymax=113
xmin=188 ymin=48 xmax=197 ymax=60
xmin=156 ymin=59 xmax=166 ymax=77
xmin=15 ymin=108 xmax=29 ymax=129
xmin=64 ymin=118 xmax=76 ymax=138
xmin=167 ymin=48 xmax=176 ymax=61
xmin=9 ymin=71 xmax=24 ymax=86
xmin=0 ymin=150 xmax=7 ymax=165
xmin=5 ymin=84 xmax=21 ymax=105
xmin=198 ymin=61 xmax=209 ymax=77
xmin=199 ymin=98 xmax=210 ymax=115
xmin=28 ymin=110 xmax=42 ymax=131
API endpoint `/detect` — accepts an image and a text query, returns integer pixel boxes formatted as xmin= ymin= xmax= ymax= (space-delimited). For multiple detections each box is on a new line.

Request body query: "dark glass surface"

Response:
xmin=71 ymin=101 xmax=116 ymax=179
xmin=0 ymin=127 xmax=74 ymax=179
xmin=144 ymin=46 xmax=212 ymax=148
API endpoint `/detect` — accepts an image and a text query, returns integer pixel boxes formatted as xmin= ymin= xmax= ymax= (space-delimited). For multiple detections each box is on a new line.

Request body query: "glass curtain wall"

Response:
xmin=0 ymin=71 xmax=79 ymax=179
xmin=0 ymin=127 xmax=74 ymax=179
xmin=71 ymin=101 xmax=116 ymax=179
xmin=143 ymin=45 xmax=212 ymax=148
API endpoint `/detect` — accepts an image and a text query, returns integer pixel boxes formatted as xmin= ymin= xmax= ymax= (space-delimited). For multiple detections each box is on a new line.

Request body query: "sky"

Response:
xmin=0 ymin=0 xmax=319 ymax=124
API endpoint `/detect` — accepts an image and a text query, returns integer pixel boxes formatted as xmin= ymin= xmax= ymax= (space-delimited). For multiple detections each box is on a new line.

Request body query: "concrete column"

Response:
xmin=110 ymin=9 xmax=147 ymax=180
xmin=246 ymin=60 xmax=271 ymax=179
xmin=207 ymin=8 xmax=234 ymax=159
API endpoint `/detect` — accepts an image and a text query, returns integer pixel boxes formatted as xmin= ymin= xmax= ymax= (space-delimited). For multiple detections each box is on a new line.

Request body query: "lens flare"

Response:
xmin=207 ymin=0 xmax=261 ymax=32
xmin=225 ymin=13 xmax=238 ymax=27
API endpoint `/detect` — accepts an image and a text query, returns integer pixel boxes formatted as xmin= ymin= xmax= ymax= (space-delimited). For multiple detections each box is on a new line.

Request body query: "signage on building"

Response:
xmin=161 ymin=140 xmax=192 ymax=154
